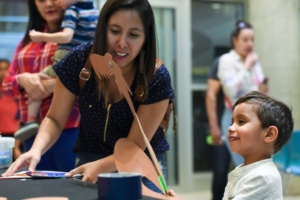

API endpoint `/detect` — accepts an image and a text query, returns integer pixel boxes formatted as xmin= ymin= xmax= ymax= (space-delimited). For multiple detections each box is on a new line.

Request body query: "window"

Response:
xmin=0 ymin=0 xmax=28 ymax=60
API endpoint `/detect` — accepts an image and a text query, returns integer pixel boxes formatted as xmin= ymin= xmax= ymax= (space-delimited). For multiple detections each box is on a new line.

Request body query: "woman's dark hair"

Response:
xmin=22 ymin=0 xmax=62 ymax=48
xmin=230 ymin=20 xmax=253 ymax=48
xmin=233 ymin=91 xmax=294 ymax=153
xmin=93 ymin=0 xmax=157 ymax=103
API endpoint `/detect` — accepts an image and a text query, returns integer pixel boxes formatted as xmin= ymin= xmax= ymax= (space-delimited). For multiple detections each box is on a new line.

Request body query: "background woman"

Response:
xmin=217 ymin=20 xmax=268 ymax=166
xmin=2 ymin=0 xmax=80 ymax=171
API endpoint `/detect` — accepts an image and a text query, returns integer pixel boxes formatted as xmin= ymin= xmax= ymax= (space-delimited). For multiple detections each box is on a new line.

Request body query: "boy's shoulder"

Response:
xmin=229 ymin=159 xmax=281 ymax=190
xmin=243 ymin=159 xmax=281 ymax=180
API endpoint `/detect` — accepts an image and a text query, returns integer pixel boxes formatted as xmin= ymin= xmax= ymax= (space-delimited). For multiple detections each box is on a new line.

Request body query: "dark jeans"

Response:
xmin=76 ymin=151 xmax=167 ymax=195
xmin=212 ymin=144 xmax=230 ymax=200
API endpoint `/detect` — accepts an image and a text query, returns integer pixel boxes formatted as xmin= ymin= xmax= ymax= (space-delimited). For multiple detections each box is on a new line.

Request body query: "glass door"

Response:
xmin=0 ymin=0 xmax=28 ymax=60
xmin=191 ymin=0 xmax=244 ymax=172
xmin=153 ymin=7 xmax=178 ymax=185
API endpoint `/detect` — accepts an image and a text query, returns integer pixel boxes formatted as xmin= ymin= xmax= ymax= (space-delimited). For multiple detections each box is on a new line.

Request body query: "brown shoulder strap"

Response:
xmin=79 ymin=49 xmax=93 ymax=91
xmin=154 ymin=58 xmax=163 ymax=74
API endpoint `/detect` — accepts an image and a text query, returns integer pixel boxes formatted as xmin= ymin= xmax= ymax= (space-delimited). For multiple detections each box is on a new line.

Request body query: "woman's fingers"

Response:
xmin=65 ymin=166 xmax=83 ymax=177
xmin=2 ymin=156 xmax=29 ymax=176
xmin=28 ymin=157 xmax=39 ymax=172
xmin=66 ymin=164 xmax=98 ymax=183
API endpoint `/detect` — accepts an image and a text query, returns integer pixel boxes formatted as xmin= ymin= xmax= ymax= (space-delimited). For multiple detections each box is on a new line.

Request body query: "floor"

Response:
xmin=171 ymin=172 xmax=300 ymax=200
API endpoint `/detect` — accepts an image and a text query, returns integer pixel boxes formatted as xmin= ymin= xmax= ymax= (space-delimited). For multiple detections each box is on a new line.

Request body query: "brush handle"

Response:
xmin=134 ymin=113 xmax=168 ymax=194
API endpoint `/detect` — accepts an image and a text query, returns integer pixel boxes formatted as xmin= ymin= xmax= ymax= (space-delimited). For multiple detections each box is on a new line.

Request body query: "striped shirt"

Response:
xmin=2 ymin=38 xmax=80 ymax=129
xmin=59 ymin=1 xmax=99 ymax=50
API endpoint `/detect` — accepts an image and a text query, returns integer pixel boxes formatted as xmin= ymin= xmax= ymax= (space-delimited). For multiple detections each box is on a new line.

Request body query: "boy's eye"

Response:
xmin=238 ymin=119 xmax=245 ymax=124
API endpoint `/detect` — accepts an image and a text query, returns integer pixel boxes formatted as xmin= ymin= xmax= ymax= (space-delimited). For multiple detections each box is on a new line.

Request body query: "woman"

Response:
xmin=4 ymin=0 xmax=174 ymax=193
xmin=2 ymin=0 xmax=80 ymax=171
xmin=217 ymin=20 xmax=268 ymax=166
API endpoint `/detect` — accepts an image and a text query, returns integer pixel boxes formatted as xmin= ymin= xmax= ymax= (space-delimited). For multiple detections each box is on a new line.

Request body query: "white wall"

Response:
xmin=249 ymin=0 xmax=300 ymax=129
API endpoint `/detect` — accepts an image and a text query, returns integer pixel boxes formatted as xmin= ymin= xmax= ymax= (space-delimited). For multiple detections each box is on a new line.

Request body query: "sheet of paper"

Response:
xmin=0 ymin=171 xmax=31 ymax=179
xmin=26 ymin=171 xmax=67 ymax=178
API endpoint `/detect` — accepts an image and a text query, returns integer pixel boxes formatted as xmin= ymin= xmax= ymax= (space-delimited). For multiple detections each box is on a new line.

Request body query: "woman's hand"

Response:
xmin=211 ymin=126 xmax=224 ymax=145
xmin=2 ymin=150 xmax=41 ymax=177
xmin=56 ymin=0 xmax=80 ymax=9
xmin=244 ymin=52 xmax=258 ymax=70
xmin=19 ymin=72 xmax=51 ymax=101
xmin=65 ymin=160 xmax=102 ymax=183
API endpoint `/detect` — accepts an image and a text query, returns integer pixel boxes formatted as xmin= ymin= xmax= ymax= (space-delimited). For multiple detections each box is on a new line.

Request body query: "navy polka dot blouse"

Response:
xmin=53 ymin=41 xmax=175 ymax=156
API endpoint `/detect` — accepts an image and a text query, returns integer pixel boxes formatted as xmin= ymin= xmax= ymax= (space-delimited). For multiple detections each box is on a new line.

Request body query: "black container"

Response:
xmin=97 ymin=172 xmax=142 ymax=200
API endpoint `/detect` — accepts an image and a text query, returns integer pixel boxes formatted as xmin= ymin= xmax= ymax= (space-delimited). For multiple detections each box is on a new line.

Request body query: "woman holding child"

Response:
xmin=4 ymin=0 xmax=175 ymax=194
xmin=3 ymin=0 xmax=80 ymax=171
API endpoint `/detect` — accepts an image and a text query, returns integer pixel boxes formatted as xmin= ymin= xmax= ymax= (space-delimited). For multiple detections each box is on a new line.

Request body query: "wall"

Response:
xmin=248 ymin=0 xmax=300 ymax=129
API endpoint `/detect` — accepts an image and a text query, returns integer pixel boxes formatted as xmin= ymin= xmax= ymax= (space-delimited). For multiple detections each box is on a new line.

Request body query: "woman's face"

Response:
xmin=34 ymin=0 xmax=64 ymax=31
xmin=106 ymin=10 xmax=145 ymax=73
xmin=233 ymin=28 xmax=254 ymax=58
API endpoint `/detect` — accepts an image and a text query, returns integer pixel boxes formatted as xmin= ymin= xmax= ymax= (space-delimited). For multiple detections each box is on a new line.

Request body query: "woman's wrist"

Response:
xmin=18 ymin=72 xmax=30 ymax=88
xmin=17 ymin=73 xmax=28 ymax=92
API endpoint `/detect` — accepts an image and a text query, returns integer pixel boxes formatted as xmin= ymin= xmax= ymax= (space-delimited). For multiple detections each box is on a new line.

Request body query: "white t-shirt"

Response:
xmin=217 ymin=50 xmax=264 ymax=109
xmin=223 ymin=158 xmax=283 ymax=200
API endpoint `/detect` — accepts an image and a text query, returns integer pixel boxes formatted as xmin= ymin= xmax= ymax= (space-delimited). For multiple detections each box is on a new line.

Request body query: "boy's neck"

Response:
xmin=242 ymin=154 xmax=272 ymax=167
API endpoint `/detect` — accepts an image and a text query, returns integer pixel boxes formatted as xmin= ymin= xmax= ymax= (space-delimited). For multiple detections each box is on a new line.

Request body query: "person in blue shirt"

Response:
xmin=5 ymin=0 xmax=175 ymax=195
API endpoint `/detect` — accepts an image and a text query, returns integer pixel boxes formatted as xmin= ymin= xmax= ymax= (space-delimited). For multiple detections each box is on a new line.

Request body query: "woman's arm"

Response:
xmin=206 ymin=79 xmax=223 ymax=145
xmin=66 ymin=99 xmax=169 ymax=183
xmin=31 ymin=77 xmax=76 ymax=155
xmin=127 ymin=99 xmax=169 ymax=149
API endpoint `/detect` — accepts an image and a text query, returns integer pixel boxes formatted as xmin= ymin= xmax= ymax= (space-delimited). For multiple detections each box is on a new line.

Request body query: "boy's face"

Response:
xmin=228 ymin=103 xmax=267 ymax=160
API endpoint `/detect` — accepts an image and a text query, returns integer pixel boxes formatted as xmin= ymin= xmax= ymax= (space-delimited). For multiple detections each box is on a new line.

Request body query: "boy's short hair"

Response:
xmin=233 ymin=91 xmax=294 ymax=153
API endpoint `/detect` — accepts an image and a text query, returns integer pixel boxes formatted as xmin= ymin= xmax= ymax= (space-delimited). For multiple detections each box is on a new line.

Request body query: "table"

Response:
xmin=0 ymin=170 xmax=158 ymax=200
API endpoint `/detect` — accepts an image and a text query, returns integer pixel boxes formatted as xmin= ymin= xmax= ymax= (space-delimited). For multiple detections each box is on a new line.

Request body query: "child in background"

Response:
xmin=14 ymin=0 xmax=99 ymax=140
xmin=223 ymin=91 xmax=294 ymax=200
xmin=0 ymin=59 xmax=23 ymax=160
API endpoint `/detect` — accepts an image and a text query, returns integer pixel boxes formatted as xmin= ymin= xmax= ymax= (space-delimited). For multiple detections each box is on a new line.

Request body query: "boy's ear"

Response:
xmin=264 ymin=126 xmax=278 ymax=143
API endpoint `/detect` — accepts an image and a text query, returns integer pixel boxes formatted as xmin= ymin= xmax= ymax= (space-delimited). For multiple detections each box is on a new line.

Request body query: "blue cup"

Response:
xmin=97 ymin=172 xmax=142 ymax=200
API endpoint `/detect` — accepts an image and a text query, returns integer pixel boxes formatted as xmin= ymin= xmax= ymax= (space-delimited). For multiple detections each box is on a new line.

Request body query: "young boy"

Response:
xmin=14 ymin=0 xmax=99 ymax=140
xmin=223 ymin=91 xmax=294 ymax=200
